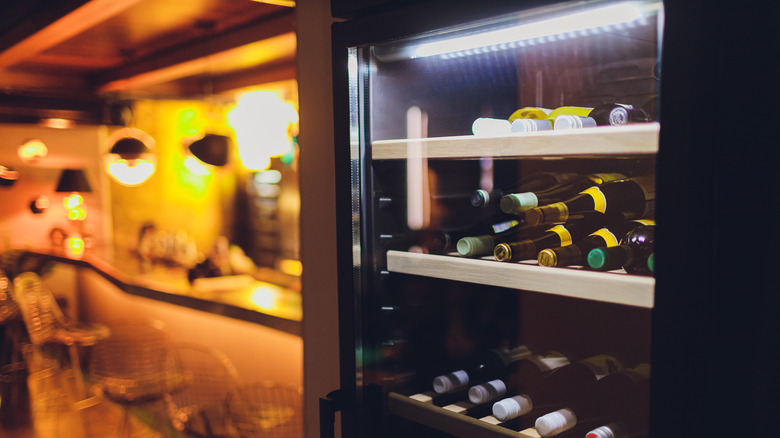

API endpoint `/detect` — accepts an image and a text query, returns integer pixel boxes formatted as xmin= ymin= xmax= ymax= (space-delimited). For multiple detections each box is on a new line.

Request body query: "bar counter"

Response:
xmin=17 ymin=245 xmax=302 ymax=337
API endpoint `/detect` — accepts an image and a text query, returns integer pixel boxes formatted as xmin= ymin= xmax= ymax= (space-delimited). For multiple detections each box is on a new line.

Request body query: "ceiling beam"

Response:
xmin=96 ymin=10 xmax=295 ymax=93
xmin=0 ymin=0 xmax=145 ymax=70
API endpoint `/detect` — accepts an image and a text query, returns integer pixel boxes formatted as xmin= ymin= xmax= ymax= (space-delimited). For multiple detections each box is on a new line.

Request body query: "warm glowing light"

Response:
xmin=414 ymin=2 xmax=651 ymax=59
xmin=67 ymin=207 xmax=87 ymax=221
xmin=256 ymin=170 xmax=282 ymax=184
xmin=18 ymin=139 xmax=48 ymax=162
xmin=228 ymin=91 xmax=298 ymax=171
xmin=65 ymin=237 xmax=85 ymax=257
xmin=107 ymin=160 xmax=156 ymax=186
xmin=278 ymin=259 xmax=302 ymax=277
xmin=183 ymin=156 xmax=213 ymax=176
xmin=106 ymin=128 xmax=157 ymax=186
xmin=250 ymin=286 xmax=278 ymax=310
xmin=63 ymin=193 xmax=83 ymax=210
xmin=39 ymin=118 xmax=73 ymax=129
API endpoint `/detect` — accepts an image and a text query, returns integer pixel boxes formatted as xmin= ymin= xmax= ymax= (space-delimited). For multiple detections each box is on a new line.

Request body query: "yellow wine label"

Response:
xmin=547 ymin=225 xmax=572 ymax=246
xmin=509 ymin=107 xmax=552 ymax=121
xmin=580 ymin=187 xmax=607 ymax=213
xmin=588 ymin=173 xmax=627 ymax=184
xmin=634 ymin=219 xmax=655 ymax=226
xmin=590 ymin=228 xmax=619 ymax=247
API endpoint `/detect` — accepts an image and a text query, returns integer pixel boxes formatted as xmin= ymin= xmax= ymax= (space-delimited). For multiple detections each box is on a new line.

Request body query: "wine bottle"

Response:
xmin=586 ymin=225 xmax=655 ymax=275
xmin=432 ymin=345 xmax=535 ymax=394
xmin=499 ymin=173 xmax=628 ymax=214
xmin=457 ymin=224 xmax=554 ymax=258
xmin=512 ymin=118 xmax=552 ymax=132
xmin=537 ymin=220 xmax=654 ymax=268
xmin=545 ymin=106 xmax=594 ymax=124
xmin=472 ymin=117 xmax=511 ymax=136
xmin=524 ymin=175 xmax=655 ymax=227
xmin=471 ymin=172 xmax=576 ymax=209
xmin=547 ymin=363 xmax=651 ymax=438
xmin=584 ymin=364 xmax=651 ymax=438
xmin=588 ymin=103 xmax=651 ymax=127
xmin=436 ymin=217 xmax=522 ymax=255
xmin=490 ymin=351 xmax=571 ymax=421
xmin=532 ymin=354 xmax=625 ymax=437
xmin=509 ymin=107 xmax=553 ymax=121
xmin=553 ymin=115 xmax=597 ymax=130
xmin=494 ymin=219 xmax=606 ymax=262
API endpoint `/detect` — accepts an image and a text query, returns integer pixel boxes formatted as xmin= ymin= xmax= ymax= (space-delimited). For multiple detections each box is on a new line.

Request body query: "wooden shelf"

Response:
xmin=371 ymin=123 xmax=659 ymax=160
xmin=388 ymin=392 xmax=540 ymax=438
xmin=386 ymin=251 xmax=654 ymax=308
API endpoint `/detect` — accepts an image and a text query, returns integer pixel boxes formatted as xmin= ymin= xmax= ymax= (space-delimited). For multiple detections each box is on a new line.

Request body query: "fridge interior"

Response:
xmin=344 ymin=1 xmax=663 ymax=436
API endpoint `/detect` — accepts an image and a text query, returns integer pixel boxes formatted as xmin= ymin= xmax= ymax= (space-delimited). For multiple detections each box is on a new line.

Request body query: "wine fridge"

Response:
xmin=323 ymin=0 xmax=777 ymax=437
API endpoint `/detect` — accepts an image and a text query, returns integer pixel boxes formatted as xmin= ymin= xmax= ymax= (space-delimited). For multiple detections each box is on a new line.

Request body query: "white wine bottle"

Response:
xmin=524 ymin=175 xmax=655 ymax=227
xmin=499 ymin=173 xmax=627 ymax=214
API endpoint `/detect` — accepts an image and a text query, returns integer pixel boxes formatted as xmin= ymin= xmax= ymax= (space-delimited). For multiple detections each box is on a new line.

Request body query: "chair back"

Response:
xmin=165 ymin=342 xmax=242 ymax=437
xmin=228 ymin=381 xmax=303 ymax=438
xmin=88 ymin=319 xmax=176 ymax=403
xmin=11 ymin=272 xmax=64 ymax=345
xmin=0 ymin=269 xmax=19 ymax=324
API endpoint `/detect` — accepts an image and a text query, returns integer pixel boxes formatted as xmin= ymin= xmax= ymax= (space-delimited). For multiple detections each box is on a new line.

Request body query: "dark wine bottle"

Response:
xmin=532 ymin=354 xmax=625 ymax=437
xmin=457 ymin=223 xmax=550 ymax=258
xmin=537 ymin=220 xmax=654 ymax=268
xmin=471 ymin=172 xmax=577 ymax=209
xmin=584 ymin=363 xmax=651 ymax=438
xmin=499 ymin=173 xmax=627 ymax=214
xmin=494 ymin=219 xmax=606 ymax=262
xmin=586 ymin=224 xmax=655 ymax=275
xmin=536 ymin=364 xmax=650 ymax=437
xmin=524 ymin=175 xmax=655 ymax=227
xmin=436 ymin=217 xmax=522 ymax=255
xmin=489 ymin=351 xmax=571 ymax=422
xmin=432 ymin=345 xmax=534 ymax=394
xmin=588 ymin=103 xmax=651 ymax=127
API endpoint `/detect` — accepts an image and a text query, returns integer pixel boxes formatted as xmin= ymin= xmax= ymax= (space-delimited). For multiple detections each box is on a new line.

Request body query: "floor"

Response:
xmin=0 ymin=364 xmax=170 ymax=438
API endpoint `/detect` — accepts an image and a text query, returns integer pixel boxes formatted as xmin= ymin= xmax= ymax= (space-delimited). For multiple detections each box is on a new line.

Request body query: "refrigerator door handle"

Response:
xmin=319 ymin=388 xmax=345 ymax=438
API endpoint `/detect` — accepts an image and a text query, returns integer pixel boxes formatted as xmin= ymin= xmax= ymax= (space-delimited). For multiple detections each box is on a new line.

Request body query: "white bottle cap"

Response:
xmin=492 ymin=394 xmax=533 ymax=421
xmin=433 ymin=370 xmax=469 ymax=394
xmin=511 ymin=118 xmax=552 ymax=132
xmin=500 ymin=192 xmax=538 ymax=213
xmin=535 ymin=408 xmax=577 ymax=437
xmin=585 ymin=425 xmax=617 ymax=438
xmin=457 ymin=236 xmax=495 ymax=257
xmin=553 ymin=115 xmax=597 ymax=130
xmin=467 ymin=379 xmax=507 ymax=404
xmin=472 ymin=118 xmax=512 ymax=136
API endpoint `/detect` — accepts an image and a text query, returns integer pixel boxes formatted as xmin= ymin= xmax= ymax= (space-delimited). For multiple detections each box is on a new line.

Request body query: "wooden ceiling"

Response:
xmin=0 ymin=0 xmax=296 ymax=124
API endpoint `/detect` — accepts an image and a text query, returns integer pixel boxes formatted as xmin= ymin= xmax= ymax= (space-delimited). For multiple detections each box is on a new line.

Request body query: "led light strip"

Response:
xmin=414 ymin=2 xmax=658 ymax=60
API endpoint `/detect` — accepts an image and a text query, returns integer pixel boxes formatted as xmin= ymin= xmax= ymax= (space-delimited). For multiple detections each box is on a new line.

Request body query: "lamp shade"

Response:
xmin=56 ymin=169 xmax=92 ymax=193
xmin=188 ymin=134 xmax=230 ymax=167
xmin=110 ymin=137 xmax=151 ymax=159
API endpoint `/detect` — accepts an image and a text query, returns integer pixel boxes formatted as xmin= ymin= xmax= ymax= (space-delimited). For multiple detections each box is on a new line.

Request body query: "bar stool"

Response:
xmin=88 ymin=318 xmax=185 ymax=436
xmin=227 ymin=381 xmax=303 ymax=438
xmin=164 ymin=342 xmax=242 ymax=437
xmin=11 ymin=272 xmax=109 ymax=403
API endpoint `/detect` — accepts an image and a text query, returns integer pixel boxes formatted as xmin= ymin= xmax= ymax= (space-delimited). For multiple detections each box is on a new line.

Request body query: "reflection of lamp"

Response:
xmin=106 ymin=128 xmax=156 ymax=186
xmin=18 ymin=139 xmax=48 ymax=162
xmin=188 ymin=134 xmax=230 ymax=166
xmin=56 ymin=169 xmax=92 ymax=193
xmin=0 ymin=165 xmax=19 ymax=187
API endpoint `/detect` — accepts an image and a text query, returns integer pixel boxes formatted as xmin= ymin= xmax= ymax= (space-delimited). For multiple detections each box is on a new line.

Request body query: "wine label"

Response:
xmin=509 ymin=107 xmax=553 ymax=121
xmin=590 ymin=228 xmax=619 ymax=247
xmin=578 ymin=355 xmax=623 ymax=380
xmin=491 ymin=219 xmax=520 ymax=234
xmin=588 ymin=173 xmax=627 ymax=184
xmin=547 ymin=225 xmax=573 ymax=246
xmin=580 ymin=187 xmax=607 ymax=213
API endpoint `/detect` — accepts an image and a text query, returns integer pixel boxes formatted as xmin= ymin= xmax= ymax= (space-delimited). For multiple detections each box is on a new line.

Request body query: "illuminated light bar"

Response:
xmin=414 ymin=2 xmax=652 ymax=59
